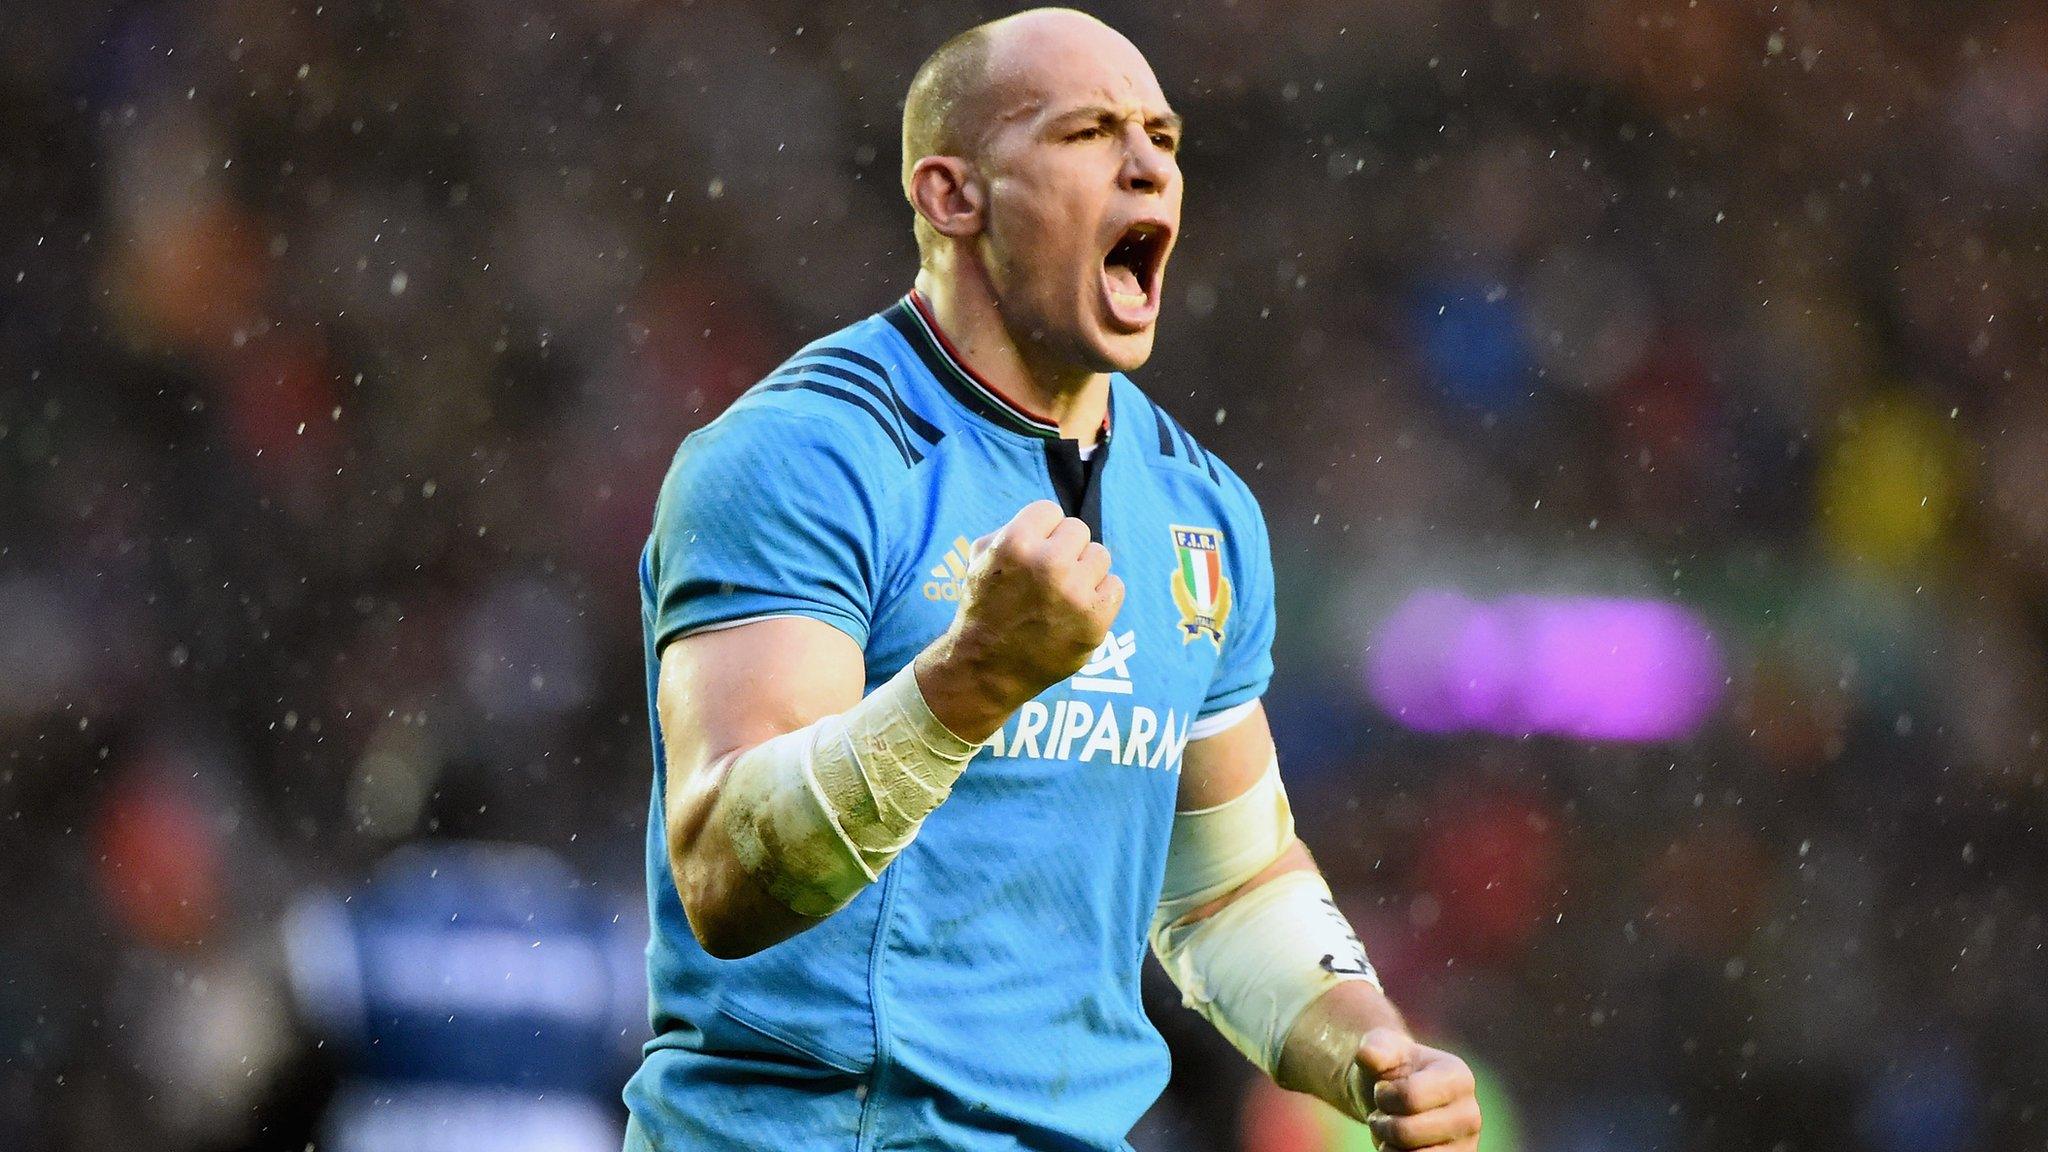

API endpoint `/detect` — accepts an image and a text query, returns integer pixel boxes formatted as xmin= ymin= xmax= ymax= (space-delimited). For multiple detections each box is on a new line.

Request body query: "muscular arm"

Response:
xmin=656 ymin=615 xmax=1031 ymax=957
xmin=1167 ymin=704 xmax=1481 ymax=1149
xmin=659 ymin=501 xmax=1123 ymax=960
xmin=656 ymin=617 xmax=859 ymax=959
xmin=1173 ymin=704 xmax=1407 ymax=1050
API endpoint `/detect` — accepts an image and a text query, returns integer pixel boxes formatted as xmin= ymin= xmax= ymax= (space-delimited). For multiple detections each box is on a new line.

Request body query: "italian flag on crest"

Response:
xmin=1169 ymin=525 xmax=1232 ymax=649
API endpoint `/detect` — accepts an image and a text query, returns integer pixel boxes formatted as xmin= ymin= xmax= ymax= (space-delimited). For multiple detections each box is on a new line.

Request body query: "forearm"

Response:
xmin=1151 ymin=754 xmax=1386 ymax=1095
xmin=1155 ymin=748 xmax=1477 ymax=1144
xmin=670 ymin=771 xmax=822 ymax=958
xmin=1276 ymin=978 xmax=1407 ymax=1116
xmin=671 ymin=639 xmax=998 ymax=956
xmin=911 ymin=624 xmax=1039 ymax=743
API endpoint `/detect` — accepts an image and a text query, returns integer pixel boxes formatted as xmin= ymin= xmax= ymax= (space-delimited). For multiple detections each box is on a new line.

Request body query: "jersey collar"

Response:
xmin=888 ymin=291 xmax=1110 ymax=444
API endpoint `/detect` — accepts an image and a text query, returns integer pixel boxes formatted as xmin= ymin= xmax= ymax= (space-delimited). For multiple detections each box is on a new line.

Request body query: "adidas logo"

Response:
xmin=922 ymin=536 xmax=974 ymax=601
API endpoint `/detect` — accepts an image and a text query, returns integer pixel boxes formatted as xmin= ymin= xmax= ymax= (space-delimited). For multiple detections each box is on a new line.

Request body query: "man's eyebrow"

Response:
xmin=1051 ymin=105 xmax=1184 ymax=132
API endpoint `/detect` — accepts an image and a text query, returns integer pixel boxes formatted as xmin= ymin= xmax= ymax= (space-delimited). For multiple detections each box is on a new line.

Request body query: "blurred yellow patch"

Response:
xmin=1818 ymin=394 xmax=1965 ymax=572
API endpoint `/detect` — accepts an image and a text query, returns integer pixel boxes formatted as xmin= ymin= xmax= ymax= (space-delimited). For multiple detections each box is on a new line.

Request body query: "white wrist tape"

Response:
xmin=1150 ymin=760 xmax=1380 ymax=1075
xmin=720 ymin=662 xmax=981 ymax=918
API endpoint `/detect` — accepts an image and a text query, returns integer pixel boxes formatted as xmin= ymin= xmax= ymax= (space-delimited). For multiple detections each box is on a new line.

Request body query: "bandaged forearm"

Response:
xmin=717 ymin=662 xmax=982 ymax=918
xmin=1149 ymin=760 xmax=1381 ymax=1081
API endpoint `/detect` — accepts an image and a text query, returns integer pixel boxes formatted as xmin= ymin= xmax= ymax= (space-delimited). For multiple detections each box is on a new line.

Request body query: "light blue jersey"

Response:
xmin=627 ymin=292 xmax=1275 ymax=1151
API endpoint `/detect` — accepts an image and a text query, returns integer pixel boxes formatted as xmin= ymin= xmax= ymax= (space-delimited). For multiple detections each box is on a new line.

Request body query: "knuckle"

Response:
xmin=1011 ymin=503 xmax=1059 ymax=537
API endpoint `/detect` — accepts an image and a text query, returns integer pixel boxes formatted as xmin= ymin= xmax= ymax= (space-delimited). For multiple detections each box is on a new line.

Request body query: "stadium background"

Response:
xmin=3 ymin=1 xmax=2046 ymax=1149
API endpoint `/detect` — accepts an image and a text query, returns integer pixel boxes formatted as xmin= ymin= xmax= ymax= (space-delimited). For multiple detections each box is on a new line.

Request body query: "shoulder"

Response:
xmin=670 ymin=323 xmax=931 ymax=491
xmin=650 ymin=396 xmax=899 ymax=549
xmin=701 ymin=314 xmax=941 ymax=471
xmin=1117 ymin=375 xmax=1266 ymax=532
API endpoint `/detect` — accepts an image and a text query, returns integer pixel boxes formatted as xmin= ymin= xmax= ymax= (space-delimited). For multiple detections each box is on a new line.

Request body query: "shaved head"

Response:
xmin=902 ymin=8 xmax=1143 ymax=266
xmin=900 ymin=23 xmax=994 ymax=192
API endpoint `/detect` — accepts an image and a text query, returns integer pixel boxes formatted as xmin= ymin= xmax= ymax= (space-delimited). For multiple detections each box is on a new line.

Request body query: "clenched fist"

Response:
xmin=960 ymin=500 xmax=1125 ymax=689
xmin=1357 ymin=1029 xmax=1482 ymax=1151
xmin=914 ymin=500 xmax=1124 ymax=742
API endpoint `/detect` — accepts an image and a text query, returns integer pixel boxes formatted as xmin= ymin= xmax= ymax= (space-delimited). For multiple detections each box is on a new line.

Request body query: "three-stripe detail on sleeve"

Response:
xmin=1148 ymin=399 xmax=1220 ymax=482
xmin=757 ymin=346 xmax=943 ymax=468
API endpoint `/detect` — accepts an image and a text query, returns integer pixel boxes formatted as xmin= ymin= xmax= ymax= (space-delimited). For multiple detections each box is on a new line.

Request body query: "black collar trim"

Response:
xmin=885 ymin=293 xmax=1064 ymax=439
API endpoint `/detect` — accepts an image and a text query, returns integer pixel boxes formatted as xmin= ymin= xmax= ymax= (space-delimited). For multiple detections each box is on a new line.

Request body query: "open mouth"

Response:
xmin=1102 ymin=221 xmax=1170 ymax=328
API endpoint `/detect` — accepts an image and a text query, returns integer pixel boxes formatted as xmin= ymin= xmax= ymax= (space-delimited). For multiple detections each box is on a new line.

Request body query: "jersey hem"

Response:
xmin=1189 ymin=697 xmax=1261 ymax=741
xmin=654 ymin=603 xmax=869 ymax=657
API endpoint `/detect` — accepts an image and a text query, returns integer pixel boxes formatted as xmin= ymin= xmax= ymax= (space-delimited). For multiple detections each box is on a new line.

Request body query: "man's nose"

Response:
xmin=1119 ymin=130 xmax=1175 ymax=194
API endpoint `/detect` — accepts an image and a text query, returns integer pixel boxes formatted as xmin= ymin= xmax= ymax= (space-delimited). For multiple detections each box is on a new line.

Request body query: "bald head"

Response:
xmin=902 ymin=9 xmax=1127 ymax=184
xmin=900 ymin=23 xmax=993 ymax=194
xmin=902 ymin=9 xmax=1158 ymax=264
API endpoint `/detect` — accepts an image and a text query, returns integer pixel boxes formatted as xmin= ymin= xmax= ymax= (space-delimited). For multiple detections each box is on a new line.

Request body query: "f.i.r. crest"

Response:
xmin=1169 ymin=525 xmax=1231 ymax=650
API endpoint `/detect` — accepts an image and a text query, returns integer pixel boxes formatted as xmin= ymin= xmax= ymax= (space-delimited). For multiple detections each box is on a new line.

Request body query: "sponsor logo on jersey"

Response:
xmin=1072 ymin=630 xmax=1136 ymax=694
xmin=981 ymin=631 xmax=1187 ymax=770
xmin=922 ymin=535 xmax=974 ymax=601
xmin=985 ymin=698 xmax=1190 ymax=772
xmin=1169 ymin=525 xmax=1232 ymax=650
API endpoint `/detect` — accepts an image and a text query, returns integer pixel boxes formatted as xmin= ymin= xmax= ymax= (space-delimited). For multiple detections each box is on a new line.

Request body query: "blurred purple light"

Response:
xmin=1367 ymin=590 xmax=1724 ymax=742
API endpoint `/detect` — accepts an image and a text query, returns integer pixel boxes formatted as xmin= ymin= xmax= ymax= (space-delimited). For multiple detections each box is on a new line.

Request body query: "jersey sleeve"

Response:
xmin=646 ymin=406 xmax=884 ymax=652
xmin=1197 ymin=484 xmax=1276 ymax=726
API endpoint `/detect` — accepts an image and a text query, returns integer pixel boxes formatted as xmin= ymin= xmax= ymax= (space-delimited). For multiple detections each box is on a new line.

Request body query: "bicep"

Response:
xmin=1178 ymin=699 xmax=1276 ymax=810
xmin=657 ymin=616 xmax=865 ymax=824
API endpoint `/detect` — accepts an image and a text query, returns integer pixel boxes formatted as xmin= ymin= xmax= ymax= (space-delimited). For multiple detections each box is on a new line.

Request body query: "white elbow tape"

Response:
xmin=720 ymin=661 xmax=981 ymax=918
xmin=1155 ymin=756 xmax=1296 ymax=923
xmin=1150 ymin=763 xmax=1381 ymax=1075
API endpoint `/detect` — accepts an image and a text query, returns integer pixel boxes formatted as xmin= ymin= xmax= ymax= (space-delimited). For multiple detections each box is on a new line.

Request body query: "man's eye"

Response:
xmin=1068 ymin=127 xmax=1104 ymax=141
xmin=1152 ymin=133 xmax=1179 ymax=151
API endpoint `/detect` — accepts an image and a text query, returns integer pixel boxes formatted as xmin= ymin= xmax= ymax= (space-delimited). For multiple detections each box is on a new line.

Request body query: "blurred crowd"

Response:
xmin=2 ymin=1 xmax=2046 ymax=1150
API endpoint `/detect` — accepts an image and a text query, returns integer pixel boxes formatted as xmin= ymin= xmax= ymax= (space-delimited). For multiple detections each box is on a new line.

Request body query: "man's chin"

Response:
xmin=1081 ymin=324 xmax=1159 ymax=374
xmin=1007 ymin=303 xmax=1159 ymax=376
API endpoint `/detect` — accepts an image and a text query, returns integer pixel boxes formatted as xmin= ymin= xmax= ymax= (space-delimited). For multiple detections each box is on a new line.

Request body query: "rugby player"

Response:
xmin=626 ymin=9 xmax=1482 ymax=1150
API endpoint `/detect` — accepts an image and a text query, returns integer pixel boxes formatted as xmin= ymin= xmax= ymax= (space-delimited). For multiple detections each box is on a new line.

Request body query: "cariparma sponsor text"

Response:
xmin=984 ymin=699 xmax=1189 ymax=770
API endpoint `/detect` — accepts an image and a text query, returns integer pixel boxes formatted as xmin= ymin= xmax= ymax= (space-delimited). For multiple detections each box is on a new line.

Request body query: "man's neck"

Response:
xmin=913 ymin=269 xmax=1109 ymax=446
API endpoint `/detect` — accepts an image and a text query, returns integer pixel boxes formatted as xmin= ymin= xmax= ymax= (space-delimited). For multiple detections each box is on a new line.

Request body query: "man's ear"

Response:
xmin=908 ymin=156 xmax=984 ymax=241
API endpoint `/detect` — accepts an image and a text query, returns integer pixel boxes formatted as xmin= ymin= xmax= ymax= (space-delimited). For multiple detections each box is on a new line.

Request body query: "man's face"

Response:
xmin=972 ymin=28 xmax=1182 ymax=374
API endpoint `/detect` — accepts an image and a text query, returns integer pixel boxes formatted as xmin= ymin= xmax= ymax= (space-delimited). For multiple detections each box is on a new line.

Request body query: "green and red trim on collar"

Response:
xmin=886 ymin=291 xmax=1109 ymax=444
